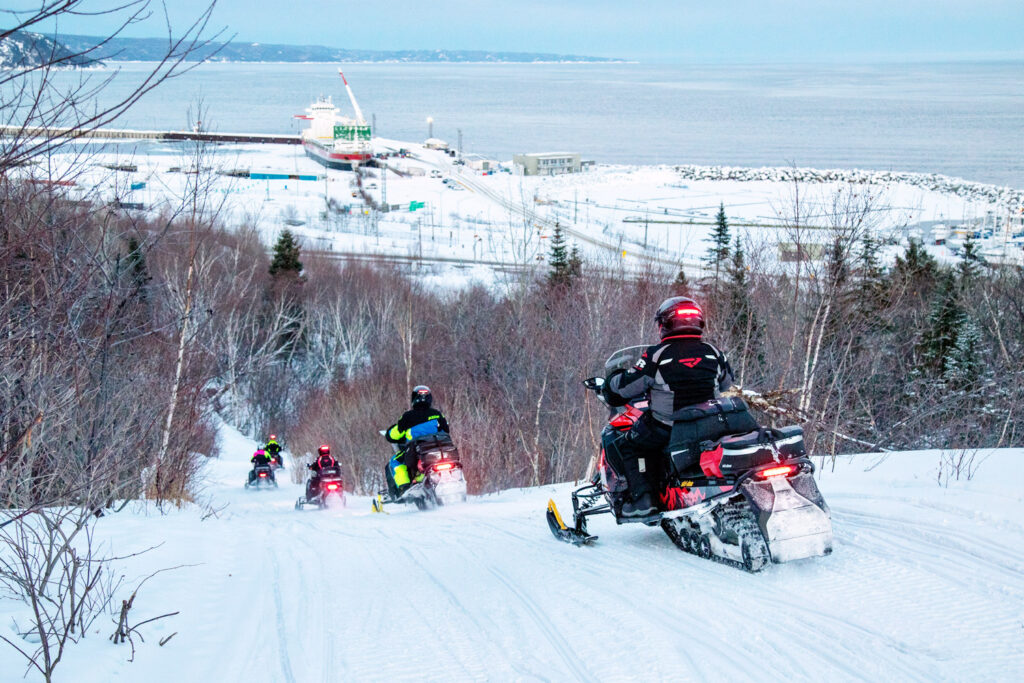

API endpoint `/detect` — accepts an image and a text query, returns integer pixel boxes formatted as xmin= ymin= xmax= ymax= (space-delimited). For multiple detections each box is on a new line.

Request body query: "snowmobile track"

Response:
xmin=487 ymin=566 xmax=596 ymax=683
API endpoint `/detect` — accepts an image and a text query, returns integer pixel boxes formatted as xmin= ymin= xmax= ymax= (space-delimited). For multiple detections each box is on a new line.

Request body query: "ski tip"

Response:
xmin=546 ymin=498 xmax=568 ymax=530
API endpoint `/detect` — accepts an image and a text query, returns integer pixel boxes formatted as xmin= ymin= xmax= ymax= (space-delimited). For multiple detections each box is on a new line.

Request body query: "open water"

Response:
xmin=44 ymin=61 xmax=1024 ymax=188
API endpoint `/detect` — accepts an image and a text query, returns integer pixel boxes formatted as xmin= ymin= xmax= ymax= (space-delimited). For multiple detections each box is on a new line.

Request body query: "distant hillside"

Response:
xmin=57 ymin=34 xmax=621 ymax=63
xmin=0 ymin=30 xmax=99 ymax=69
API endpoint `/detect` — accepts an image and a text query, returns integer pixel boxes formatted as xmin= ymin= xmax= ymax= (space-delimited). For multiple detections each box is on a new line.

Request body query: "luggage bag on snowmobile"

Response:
xmin=666 ymin=397 xmax=760 ymax=474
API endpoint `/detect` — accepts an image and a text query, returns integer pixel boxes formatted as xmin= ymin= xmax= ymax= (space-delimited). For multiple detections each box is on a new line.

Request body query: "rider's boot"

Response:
xmin=621 ymin=491 xmax=657 ymax=518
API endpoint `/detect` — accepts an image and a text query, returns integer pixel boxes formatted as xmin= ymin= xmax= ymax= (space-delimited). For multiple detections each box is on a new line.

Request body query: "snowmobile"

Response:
xmin=295 ymin=465 xmax=345 ymax=510
xmin=546 ymin=346 xmax=833 ymax=572
xmin=245 ymin=463 xmax=278 ymax=490
xmin=268 ymin=453 xmax=285 ymax=470
xmin=372 ymin=433 xmax=467 ymax=512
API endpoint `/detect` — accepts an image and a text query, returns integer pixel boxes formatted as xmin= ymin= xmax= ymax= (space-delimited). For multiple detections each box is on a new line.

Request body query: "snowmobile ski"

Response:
xmin=546 ymin=499 xmax=597 ymax=545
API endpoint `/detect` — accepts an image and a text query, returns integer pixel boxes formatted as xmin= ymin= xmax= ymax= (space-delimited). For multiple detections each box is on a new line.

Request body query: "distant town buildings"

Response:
xmin=513 ymin=152 xmax=582 ymax=176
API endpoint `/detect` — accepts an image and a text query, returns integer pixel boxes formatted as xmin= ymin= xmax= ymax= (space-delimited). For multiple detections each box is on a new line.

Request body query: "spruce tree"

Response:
xmin=942 ymin=316 xmax=982 ymax=386
xmin=125 ymin=236 xmax=151 ymax=300
xmin=893 ymin=238 xmax=938 ymax=299
xmin=917 ymin=269 xmax=964 ymax=376
xmin=548 ymin=222 xmax=570 ymax=287
xmin=268 ymin=229 xmax=305 ymax=359
xmin=672 ymin=267 xmax=689 ymax=295
xmin=720 ymin=233 xmax=761 ymax=374
xmin=567 ymin=244 xmax=583 ymax=282
xmin=704 ymin=202 xmax=731 ymax=287
xmin=269 ymin=229 xmax=303 ymax=277
xmin=957 ymin=233 xmax=984 ymax=284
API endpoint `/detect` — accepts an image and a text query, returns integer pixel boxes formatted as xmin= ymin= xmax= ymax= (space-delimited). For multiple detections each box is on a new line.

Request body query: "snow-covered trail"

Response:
xmin=8 ymin=427 xmax=1023 ymax=682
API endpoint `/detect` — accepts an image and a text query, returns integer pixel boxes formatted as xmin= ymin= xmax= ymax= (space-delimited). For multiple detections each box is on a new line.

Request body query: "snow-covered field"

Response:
xmin=27 ymin=136 xmax=1023 ymax=285
xmin=3 ymin=422 xmax=1021 ymax=682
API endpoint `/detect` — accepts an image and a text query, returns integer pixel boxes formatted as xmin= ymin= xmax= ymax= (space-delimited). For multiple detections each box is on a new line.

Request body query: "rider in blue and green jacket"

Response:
xmin=384 ymin=385 xmax=450 ymax=495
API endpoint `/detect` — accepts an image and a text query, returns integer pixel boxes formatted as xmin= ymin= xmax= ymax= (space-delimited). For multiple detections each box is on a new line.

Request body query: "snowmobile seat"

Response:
xmin=716 ymin=430 xmax=776 ymax=474
xmin=770 ymin=425 xmax=806 ymax=459
xmin=410 ymin=433 xmax=459 ymax=465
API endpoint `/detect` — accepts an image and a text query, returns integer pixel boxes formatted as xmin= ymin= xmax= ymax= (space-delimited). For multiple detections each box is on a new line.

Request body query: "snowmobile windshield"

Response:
xmin=604 ymin=345 xmax=647 ymax=376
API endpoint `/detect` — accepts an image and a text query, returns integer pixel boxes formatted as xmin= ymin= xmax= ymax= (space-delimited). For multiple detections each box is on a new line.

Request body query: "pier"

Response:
xmin=0 ymin=125 xmax=300 ymax=145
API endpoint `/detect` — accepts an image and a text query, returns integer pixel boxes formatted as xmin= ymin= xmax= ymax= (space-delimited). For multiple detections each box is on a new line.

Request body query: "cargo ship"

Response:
xmin=295 ymin=70 xmax=371 ymax=170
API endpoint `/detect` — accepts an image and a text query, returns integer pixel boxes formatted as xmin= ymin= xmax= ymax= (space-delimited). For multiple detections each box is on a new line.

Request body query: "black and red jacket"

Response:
xmin=309 ymin=454 xmax=339 ymax=475
xmin=606 ymin=335 xmax=734 ymax=424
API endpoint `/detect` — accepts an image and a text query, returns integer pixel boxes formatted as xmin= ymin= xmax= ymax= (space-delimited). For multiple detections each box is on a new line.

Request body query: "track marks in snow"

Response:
xmin=270 ymin=552 xmax=299 ymax=683
xmin=487 ymin=566 xmax=594 ymax=682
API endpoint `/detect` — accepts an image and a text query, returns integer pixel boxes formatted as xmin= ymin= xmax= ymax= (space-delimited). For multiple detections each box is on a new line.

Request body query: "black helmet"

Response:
xmin=654 ymin=297 xmax=705 ymax=337
xmin=411 ymin=385 xmax=432 ymax=409
xmin=317 ymin=444 xmax=331 ymax=457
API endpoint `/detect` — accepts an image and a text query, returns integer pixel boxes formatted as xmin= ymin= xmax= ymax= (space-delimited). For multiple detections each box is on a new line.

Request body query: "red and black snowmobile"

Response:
xmin=546 ymin=346 xmax=833 ymax=572
xmin=295 ymin=465 xmax=345 ymax=510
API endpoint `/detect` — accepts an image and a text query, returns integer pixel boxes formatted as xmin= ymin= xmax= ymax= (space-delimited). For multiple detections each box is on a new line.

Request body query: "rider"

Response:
xmin=603 ymin=296 xmax=743 ymax=518
xmin=384 ymin=385 xmax=450 ymax=495
xmin=249 ymin=448 xmax=274 ymax=483
xmin=306 ymin=444 xmax=339 ymax=500
xmin=265 ymin=434 xmax=284 ymax=467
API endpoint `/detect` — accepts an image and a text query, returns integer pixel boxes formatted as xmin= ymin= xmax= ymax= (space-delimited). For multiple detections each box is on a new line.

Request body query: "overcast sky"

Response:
xmin=44 ymin=0 xmax=1024 ymax=62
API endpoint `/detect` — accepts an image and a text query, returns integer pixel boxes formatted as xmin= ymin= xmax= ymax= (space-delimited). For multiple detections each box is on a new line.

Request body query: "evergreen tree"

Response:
xmin=957 ymin=233 xmax=984 ymax=284
xmin=942 ymin=316 xmax=983 ymax=386
xmin=892 ymin=238 xmax=938 ymax=300
xmin=672 ymin=267 xmax=689 ymax=295
xmin=125 ymin=236 xmax=151 ymax=300
xmin=567 ymin=244 xmax=583 ymax=282
xmin=548 ymin=222 xmax=571 ymax=287
xmin=269 ymin=229 xmax=303 ymax=277
xmin=267 ymin=229 xmax=305 ymax=359
xmin=724 ymin=235 xmax=762 ymax=377
xmin=917 ymin=269 xmax=964 ymax=376
xmin=704 ymin=203 xmax=731 ymax=287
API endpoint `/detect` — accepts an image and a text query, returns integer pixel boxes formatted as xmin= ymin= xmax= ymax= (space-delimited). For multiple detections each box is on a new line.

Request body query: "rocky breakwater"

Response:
xmin=675 ymin=164 xmax=1024 ymax=211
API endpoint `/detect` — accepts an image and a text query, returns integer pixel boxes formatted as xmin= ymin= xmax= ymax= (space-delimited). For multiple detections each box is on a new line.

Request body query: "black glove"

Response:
xmin=601 ymin=370 xmax=630 ymax=407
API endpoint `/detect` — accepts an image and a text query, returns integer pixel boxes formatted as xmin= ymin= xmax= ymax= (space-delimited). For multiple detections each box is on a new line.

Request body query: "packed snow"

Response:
xmin=3 ymin=420 xmax=1021 ymax=681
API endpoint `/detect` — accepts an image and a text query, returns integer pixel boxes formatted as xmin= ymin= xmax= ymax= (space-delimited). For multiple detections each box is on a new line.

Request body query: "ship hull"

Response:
xmin=302 ymin=140 xmax=370 ymax=170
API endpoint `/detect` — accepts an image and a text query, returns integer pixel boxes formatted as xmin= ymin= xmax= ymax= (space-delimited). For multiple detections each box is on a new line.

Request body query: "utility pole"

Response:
xmin=381 ymin=161 xmax=387 ymax=210
xmin=457 ymin=128 xmax=463 ymax=158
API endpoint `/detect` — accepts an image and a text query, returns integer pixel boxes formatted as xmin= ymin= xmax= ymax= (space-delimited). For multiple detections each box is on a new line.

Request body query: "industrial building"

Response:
xmin=513 ymin=152 xmax=582 ymax=176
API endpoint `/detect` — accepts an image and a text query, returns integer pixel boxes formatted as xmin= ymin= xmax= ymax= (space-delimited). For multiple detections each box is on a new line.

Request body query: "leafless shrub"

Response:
xmin=0 ymin=507 xmax=121 ymax=682
xmin=937 ymin=449 xmax=990 ymax=487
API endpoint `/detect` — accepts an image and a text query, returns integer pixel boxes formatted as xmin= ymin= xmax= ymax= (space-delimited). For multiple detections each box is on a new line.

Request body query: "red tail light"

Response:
xmin=758 ymin=465 xmax=796 ymax=479
xmin=326 ymin=483 xmax=340 ymax=490
xmin=433 ymin=462 xmax=454 ymax=471
xmin=258 ymin=472 xmax=267 ymax=477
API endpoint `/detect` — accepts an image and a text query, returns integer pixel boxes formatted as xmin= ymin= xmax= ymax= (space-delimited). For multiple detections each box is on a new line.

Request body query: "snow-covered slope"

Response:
xmin=3 ymin=423 xmax=1022 ymax=681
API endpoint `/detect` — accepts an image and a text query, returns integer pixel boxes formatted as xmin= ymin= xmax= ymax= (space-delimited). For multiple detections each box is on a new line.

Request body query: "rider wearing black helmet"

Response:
xmin=603 ymin=297 xmax=743 ymax=518
xmin=384 ymin=385 xmax=450 ymax=494
xmin=306 ymin=444 xmax=340 ymax=500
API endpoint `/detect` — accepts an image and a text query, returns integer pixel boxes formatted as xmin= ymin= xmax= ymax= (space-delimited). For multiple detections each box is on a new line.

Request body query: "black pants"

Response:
xmin=618 ymin=412 xmax=671 ymax=499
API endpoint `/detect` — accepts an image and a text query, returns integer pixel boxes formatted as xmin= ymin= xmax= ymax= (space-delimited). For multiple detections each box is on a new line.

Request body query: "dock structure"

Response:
xmin=0 ymin=125 xmax=300 ymax=145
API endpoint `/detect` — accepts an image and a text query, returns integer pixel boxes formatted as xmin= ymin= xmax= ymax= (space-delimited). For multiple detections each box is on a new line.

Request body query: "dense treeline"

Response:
xmin=3 ymin=177 xmax=1022 ymax=505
